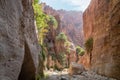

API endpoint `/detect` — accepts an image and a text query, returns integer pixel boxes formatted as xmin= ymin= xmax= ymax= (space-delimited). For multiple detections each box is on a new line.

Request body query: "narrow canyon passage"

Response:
xmin=0 ymin=0 xmax=120 ymax=80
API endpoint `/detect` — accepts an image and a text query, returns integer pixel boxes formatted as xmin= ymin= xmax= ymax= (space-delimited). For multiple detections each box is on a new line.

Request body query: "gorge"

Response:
xmin=0 ymin=0 xmax=120 ymax=80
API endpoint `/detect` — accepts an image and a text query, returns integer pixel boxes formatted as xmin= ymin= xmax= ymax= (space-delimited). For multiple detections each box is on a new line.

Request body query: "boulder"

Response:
xmin=69 ymin=62 xmax=85 ymax=75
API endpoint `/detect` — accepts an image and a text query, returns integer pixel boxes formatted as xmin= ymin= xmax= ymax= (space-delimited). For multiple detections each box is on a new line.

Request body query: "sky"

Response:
xmin=40 ymin=0 xmax=91 ymax=11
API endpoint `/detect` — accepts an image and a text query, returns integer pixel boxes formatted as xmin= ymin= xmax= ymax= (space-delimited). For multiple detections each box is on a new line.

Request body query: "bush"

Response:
xmin=85 ymin=37 xmax=93 ymax=53
xmin=56 ymin=32 xmax=67 ymax=42
xmin=48 ymin=15 xmax=58 ymax=29
xmin=79 ymin=50 xmax=85 ymax=56
xmin=76 ymin=46 xmax=85 ymax=56
xmin=57 ymin=52 xmax=66 ymax=65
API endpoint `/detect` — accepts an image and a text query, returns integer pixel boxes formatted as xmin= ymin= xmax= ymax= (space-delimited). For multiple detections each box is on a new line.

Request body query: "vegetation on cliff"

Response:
xmin=76 ymin=46 xmax=85 ymax=62
xmin=33 ymin=0 xmax=58 ymax=79
xmin=56 ymin=32 xmax=67 ymax=42
xmin=85 ymin=37 xmax=93 ymax=65
xmin=76 ymin=46 xmax=85 ymax=56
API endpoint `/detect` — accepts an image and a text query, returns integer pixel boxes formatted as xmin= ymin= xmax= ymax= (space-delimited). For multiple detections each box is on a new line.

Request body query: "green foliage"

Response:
xmin=76 ymin=46 xmax=85 ymax=56
xmin=57 ymin=52 xmax=66 ymax=65
xmin=56 ymin=32 xmax=67 ymax=42
xmin=33 ymin=2 xmax=58 ymax=45
xmin=34 ymin=0 xmax=39 ymax=4
xmin=65 ymin=41 xmax=71 ymax=54
xmin=65 ymin=41 xmax=71 ymax=47
xmin=85 ymin=37 xmax=93 ymax=53
xmin=40 ymin=45 xmax=46 ymax=61
xmin=51 ymin=53 xmax=57 ymax=61
xmin=33 ymin=2 xmax=50 ymax=45
xmin=48 ymin=15 xmax=58 ymax=29
xmin=35 ymin=73 xmax=44 ymax=80
xmin=35 ymin=74 xmax=41 ymax=80
xmin=80 ymin=50 xmax=85 ymax=56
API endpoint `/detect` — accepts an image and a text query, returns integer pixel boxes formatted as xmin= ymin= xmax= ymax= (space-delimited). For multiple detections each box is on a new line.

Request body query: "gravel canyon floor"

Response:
xmin=43 ymin=69 xmax=116 ymax=80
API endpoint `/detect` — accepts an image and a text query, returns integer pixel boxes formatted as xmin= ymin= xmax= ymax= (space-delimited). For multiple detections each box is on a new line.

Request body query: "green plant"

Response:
xmin=35 ymin=74 xmax=41 ymax=80
xmin=34 ymin=0 xmax=39 ymax=4
xmin=76 ymin=46 xmax=85 ymax=56
xmin=48 ymin=15 xmax=58 ymax=29
xmin=85 ymin=37 xmax=93 ymax=53
xmin=40 ymin=45 xmax=46 ymax=61
xmin=44 ymin=72 xmax=49 ymax=79
xmin=33 ymin=1 xmax=50 ymax=45
xmin=57 ymin=52 xmax=66 ymax=65
xmin=79 ymin=50 xmax=85 ymax=56
xmin=76 ymin=46 xmax=85 ymax=62
xmin=84 ymin=37 xmax=93 ymax=65
xmin=56 ymin=32 xmax=67 ymax=42
xmin=35 ymin=73 xmax=44 ymax=80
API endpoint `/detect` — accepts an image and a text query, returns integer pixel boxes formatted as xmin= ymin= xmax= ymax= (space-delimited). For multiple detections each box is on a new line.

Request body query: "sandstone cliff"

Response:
xmin=0 ymin=0 xmax=40 ymax=80
xmin=83 ymin=0 xmax=120 ymax=79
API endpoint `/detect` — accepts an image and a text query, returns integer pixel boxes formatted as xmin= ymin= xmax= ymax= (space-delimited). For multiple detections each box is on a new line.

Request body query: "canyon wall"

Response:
xmin=83 ymin=0 xmax=120 ymax=79
xmin=0 ymin=0 xmax=40 ymax=80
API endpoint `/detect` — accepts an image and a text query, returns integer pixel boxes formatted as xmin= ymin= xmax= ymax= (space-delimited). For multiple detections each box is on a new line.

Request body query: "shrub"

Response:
xmin=57 ymin=52 xmax=66 ymax=65
xmin=40 ymin=45 xmax=46 ymax=61
xmin=84 ymin=37 xmax=93 ymax=65
xmin=56 ymin=32 xmax=67 ymax=42
xmin=85 ymin=37 xmax=93 ymax=53
xmin=76 ymin=46 xmax=85 ymax=56
xmin=48 ymin=15 xmax=58 ymax=29
xmin=79 ymin=50 xmax=85 ymax=56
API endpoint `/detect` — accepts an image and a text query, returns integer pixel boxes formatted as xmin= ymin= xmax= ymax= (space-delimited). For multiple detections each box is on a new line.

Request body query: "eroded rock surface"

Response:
xmin=0 ymin=0 xmax=40 ymax=80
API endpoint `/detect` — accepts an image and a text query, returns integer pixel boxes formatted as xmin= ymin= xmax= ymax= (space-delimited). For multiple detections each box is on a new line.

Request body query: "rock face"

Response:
xmin=83 ymin=0 xmax=120 ymax=79
xmin=0 ymin=0 xmax=40 ymax=80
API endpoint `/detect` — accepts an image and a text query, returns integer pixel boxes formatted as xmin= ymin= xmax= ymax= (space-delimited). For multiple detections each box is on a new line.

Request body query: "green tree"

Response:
xmin=64 ymin=41 xmax=71 ymax=67
xmin=76 ymin=46 xmax=85 ymax=62
xmin=56 ymin=32 xmax=67 ymax=42
xmin=48 ymin=15 xmax=58 ymax=29
xmin=33 ymin=0 xmax=49 ymax=45
xmin=85 ymin=37 xmax=93 ymax=65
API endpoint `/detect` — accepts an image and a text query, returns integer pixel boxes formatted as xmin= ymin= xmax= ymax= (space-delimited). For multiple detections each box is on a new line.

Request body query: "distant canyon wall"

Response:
xmin=83 ymin=0 xmax=120 ymax=79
